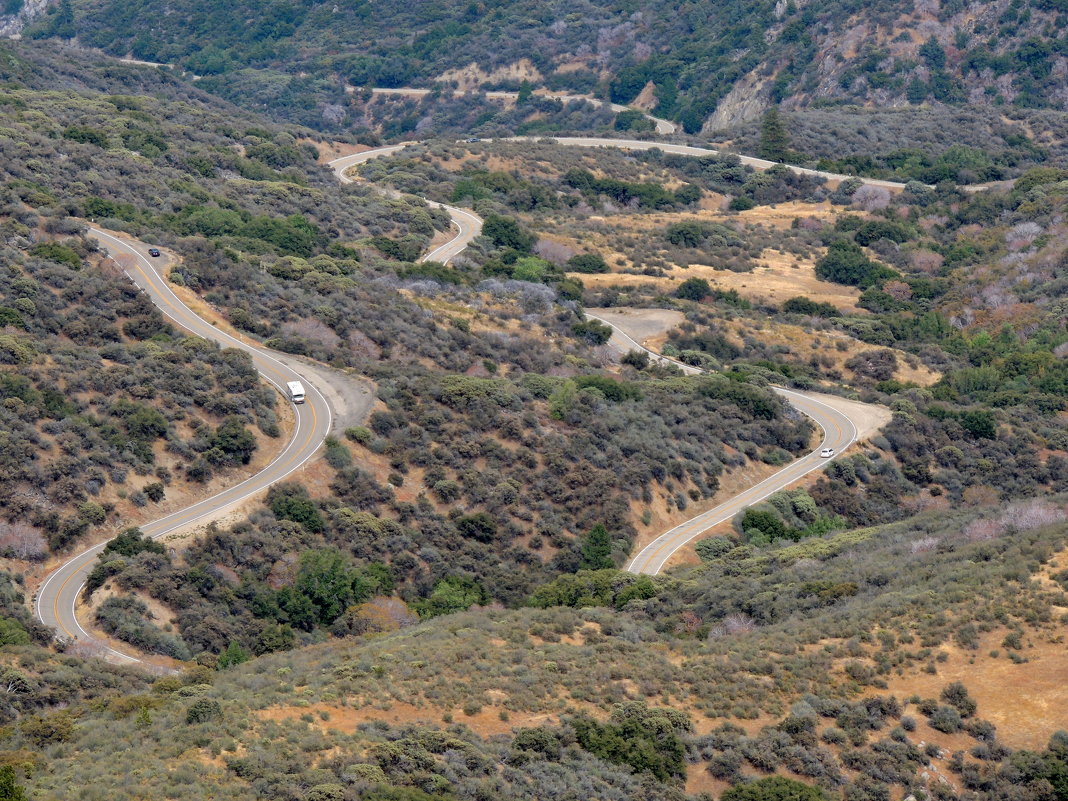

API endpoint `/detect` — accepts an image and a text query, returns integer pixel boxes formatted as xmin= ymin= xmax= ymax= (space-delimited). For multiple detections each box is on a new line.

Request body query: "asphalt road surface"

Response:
xmin=507 ymin=136 xmax=925 ymax=190
xmin=329 ymin=147 xmax=482 ymax=264
xmin=626 ymin=387 xmax=858 ymax=574
xmin=35 ymin=134 xmax=889 ymax=661
xmin=586 ymin=310 xmax=885 ymax=574
xmin=33 ymin=228 xmax=332 ymax=662
xmin=365 ymin=87 xmax=678 ymax=134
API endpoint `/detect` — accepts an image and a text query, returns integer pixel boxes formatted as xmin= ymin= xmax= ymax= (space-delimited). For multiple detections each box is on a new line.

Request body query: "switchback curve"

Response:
xmin=33 ymin=230 xmax=333 ymax=663
xmin=35 ymin=131 xmax=891 ymax=665
xmin=329 ymin=145 xmax=889 ymax=575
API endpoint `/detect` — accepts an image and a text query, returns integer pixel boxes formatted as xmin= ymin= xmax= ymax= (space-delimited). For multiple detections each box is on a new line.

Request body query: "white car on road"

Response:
xmin=820 ymin=447 xmax=835 ymax=458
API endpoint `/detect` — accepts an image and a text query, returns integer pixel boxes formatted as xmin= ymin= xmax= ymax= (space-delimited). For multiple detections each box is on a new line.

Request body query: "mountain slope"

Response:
xmin=12 ymin=501 xmax=1068 ymax=800
xmin=32 ymin=0 xmax=1068 ymax=133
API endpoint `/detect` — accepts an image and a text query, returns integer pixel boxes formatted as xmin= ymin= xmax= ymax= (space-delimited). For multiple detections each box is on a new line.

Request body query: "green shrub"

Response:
xmin=268 ymin=483 xmax=324 ymax=532
xmin=815 ymin=241 xmax=897 ymax=288
xmin=928 ymin=705 xmax=963 ymax=733
xmin=721 ymin=777 xmax=828 ymax=801
xmin=344 ymin=426 xmax=372 ymax=444
xmin=416 ymin=576 xmax=488 ymax=618
xmin=572 ymin=702 xmax=691 ymax=781
xmin=20 ymin=711 xmax=75 ymax=746
xmin=566 ymin=253 xmax=609 ymax=273
xmin=0 ymin=618 xmax=31 ymax=646
xmin=676 ymin=277 xmax=712 ymax=301
xmin=28 ymin=242 xmax=82 ymax=268
xmin=782 ymin=296 xmax=839 ymax=317
xmin=529 ymin=569 xmax=659 ymax=609
xmin=185 ymin=698 xmax=222 ymax=724
xmin=695 ymin=536 xmax=735 ymax=561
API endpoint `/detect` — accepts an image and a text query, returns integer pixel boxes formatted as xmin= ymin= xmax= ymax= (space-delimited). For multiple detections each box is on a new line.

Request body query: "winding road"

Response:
xmin=357 ymin=89 xmax=998 ymax=192
xmin=630 ymin=387 xmax=860 ymax=574
xmin=506 ymin=136 xmax=922 ymax=190
xmin=34 ymin=130 xmax=890 ymax=662
xmin=582 ymin=311 xmax=885 ymax=574
xmin=34 ymin=229 xmax=333 ymax=662
xmin=365 ymin=86 xmax=678 ymax=135
xmin=626 ymin=386 xmax=869 ymax=573
xmin=329 ymin=147 xmax=890 ymax=573
xmin=329 ymin=146 xmax=482 ymax=263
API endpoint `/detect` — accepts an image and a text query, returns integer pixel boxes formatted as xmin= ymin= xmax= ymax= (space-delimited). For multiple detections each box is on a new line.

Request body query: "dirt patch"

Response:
xmin=883 ymin=622 xmax=1068 ymax=750
xmin=731 ymin=319 xmax=941 ymax=387
xmin=593 ymin=303 xmax=938 ymax=388
xmin=545 ymin=199 xmax=856 ymax=309
xmin=435 ymin=59 xmax=543 ymax=91
xmin=587 ymin=307 xmax=686 ymax=354
xmin=735 ymin=200 xmax=840 ymax=228
xmin=577 ymin=258 xmax=862 ymax=312
xmin=304 ymin=140 xmax=373 ymax=164
xmin=632 ymin=81 xmax=659 ymax=112
xmin=259 ymin=700 xmax=560 ymax=739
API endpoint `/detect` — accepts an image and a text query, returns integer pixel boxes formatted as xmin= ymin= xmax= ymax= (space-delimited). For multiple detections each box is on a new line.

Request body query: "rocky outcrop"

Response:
xmin=702 ymin=70 xmax=772 ymax=133
xmin=0 ymin=0 xmax=50 ymax=38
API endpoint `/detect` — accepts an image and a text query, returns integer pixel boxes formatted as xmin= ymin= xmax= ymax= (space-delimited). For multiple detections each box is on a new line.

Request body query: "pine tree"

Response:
xmin=0 ymin=766 xmax=28 ymax=801
xmin=517 ymin=80 xmax=533 ymax=104
xmin=218 ymin=640 xmax=250 ymax=670
xmin=135 ymin=705 xmax=152 ymax=730
xmin=580 ymin=524 xmax=614 ymax=570
xmin=52 ymin=0 xmax=76 ymax=39
xmin=919 ymin=35 xmax=946 ymax=70
xmin=759 ymin=107 xmax=790 ymax=162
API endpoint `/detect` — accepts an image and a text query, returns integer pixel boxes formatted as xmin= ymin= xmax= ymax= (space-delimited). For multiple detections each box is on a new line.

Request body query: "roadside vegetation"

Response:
xmin=3 ymin=496 xmax=1067 ymax=801
xmin=1 ymin=38 xmax=1068 ymax=801
xmin=717 ymin=105 xmax=1059 ymax=183
xmin=0 ymin=216 xmax=274 ymax=556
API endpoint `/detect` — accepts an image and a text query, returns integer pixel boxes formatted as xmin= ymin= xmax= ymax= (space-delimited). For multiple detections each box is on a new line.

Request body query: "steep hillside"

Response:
xmin=6 ymin=500 xmax=1068 ymax=801
xmin=77 ymin=136 xmax=1068 ymax=667
xmin=30 ymin=0 xmax=1068 ymax=133
xmin=0 ymin=42 xmax=449 ymax=560
xmin=3 ymin=28 xmax=1068 ymax=801
xmin=0 ymin=45 xmax=831 ymax=667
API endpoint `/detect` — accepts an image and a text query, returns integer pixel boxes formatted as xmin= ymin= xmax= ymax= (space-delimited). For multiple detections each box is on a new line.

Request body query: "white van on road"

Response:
xmin=286 ymin=381 xmax=306 ymax=404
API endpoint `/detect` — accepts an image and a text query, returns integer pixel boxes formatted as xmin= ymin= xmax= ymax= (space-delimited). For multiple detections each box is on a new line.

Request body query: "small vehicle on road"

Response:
xmin=147 ymin=248 xmax=161 ymax=257
xmin=820 ymin=447 xmax=835 ymax=458
xmin=286 ymin=381 xmax=306 ymax=404
xmin=464 ymin=137 xmax=481 ymax=143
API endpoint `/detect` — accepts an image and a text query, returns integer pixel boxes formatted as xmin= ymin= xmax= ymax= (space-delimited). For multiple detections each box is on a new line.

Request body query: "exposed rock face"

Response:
xmin=631 ymin=80 xmax=658 ymax=111
xmin=702 ymin=70 xmax=772 ymax=133
xmin=0 ymin=0 xmax=49 ymax=38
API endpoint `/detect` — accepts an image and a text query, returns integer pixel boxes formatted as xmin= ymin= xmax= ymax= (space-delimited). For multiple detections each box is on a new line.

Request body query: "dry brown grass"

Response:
xmin=576 ymin=254 xmax=863 ymax=312
xmin=259 ymin=699 xmax=552 ymax=737
xmin=727 ymin=318 xmax=941 ymax=386
xmin=883 ymin=548 xmax=1068 ymax=750
xmin=435 ymin=59 xmax=543 ymax=91
xmin=551 ymin=201 xmax=863 ymax=310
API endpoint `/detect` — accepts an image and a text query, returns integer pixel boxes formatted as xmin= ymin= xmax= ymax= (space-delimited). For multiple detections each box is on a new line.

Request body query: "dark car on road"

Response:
xmin=148 ymin=248 xmax=161 ymax=257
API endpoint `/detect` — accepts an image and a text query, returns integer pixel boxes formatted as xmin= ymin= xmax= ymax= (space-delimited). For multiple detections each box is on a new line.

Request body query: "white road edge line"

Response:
xmin=34 ymin=227 xmax=332 ymax=664
xmin=36 ymin=132 xmax=883 ymax=664
xmin=588 ymin=313 xmax=860 ymax=575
